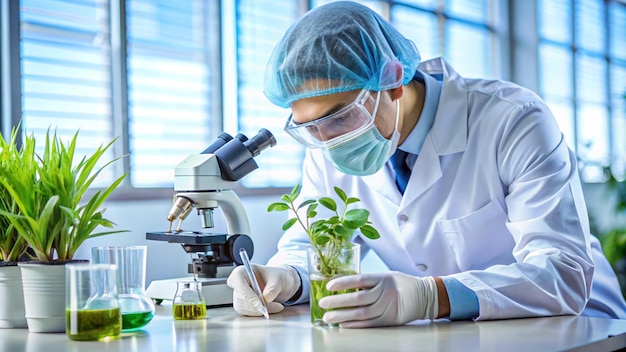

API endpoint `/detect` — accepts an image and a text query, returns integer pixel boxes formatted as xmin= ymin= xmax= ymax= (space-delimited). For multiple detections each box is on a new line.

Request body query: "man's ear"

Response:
xmin=380 ymin=59 xmax=404 ymax=88
xmin=382 ymin=59 xmax=405 ymax=101
xmin=389 ymin=85 xmax=404 ymax=101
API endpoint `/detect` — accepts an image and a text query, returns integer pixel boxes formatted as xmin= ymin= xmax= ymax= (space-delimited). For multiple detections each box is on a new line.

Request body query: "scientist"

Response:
xmin=227 ymin=1 xmax=626 ymax=327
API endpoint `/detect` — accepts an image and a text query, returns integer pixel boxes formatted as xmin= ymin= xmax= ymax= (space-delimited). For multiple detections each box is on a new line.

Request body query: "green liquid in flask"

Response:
xmin=122 ymin=311 xmax=154 ymax=330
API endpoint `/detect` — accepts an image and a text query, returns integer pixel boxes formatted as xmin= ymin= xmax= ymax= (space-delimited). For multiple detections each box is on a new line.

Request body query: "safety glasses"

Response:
xmin=284 ymin=89 xmax=380 ymax=148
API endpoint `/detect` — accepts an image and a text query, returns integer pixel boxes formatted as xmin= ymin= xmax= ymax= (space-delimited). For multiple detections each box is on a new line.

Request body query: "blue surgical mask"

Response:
xmin=323 ymin=98 xmax=400 ymax=176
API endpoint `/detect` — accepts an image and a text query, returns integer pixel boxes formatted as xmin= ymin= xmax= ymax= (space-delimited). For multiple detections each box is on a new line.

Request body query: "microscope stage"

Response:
xmin=146 ymin=231 xmax=227 ymax=244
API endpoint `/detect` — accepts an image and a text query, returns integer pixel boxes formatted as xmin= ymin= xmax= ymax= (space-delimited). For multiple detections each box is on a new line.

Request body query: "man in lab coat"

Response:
xmin=227 ymin=1 xmax=626 ymax=327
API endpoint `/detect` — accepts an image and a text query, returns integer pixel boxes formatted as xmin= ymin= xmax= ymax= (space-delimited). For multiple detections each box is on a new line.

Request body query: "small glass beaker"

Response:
xmin=91 ymin=246 xmax=155 ymax=331
xmin=66 ymin=263 xmax=121 ymax=341
xmin=307 ymin=243 xmax=361 ymax=327
xmin=172 ymin=281 xmax=206 ymax=320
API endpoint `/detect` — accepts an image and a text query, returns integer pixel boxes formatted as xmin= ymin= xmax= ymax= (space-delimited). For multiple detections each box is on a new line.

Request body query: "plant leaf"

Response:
xmin=318 ymin=197 xmax=337 ymax=212
xmin=333 ymin=225 xmax=353 ymax=240
xmin=282 ymin=218 xmax=298 ymax=231
xmin=342 ymin=220 xmax=364 ymax=229
xmin=334 ymin=186 xmax=347 ymax=203
xmin=288 ymin=184 xmax=301 ymax=201
xmin=346 ymin=197 xmax=360 ymax=204
xmin=314 ymin=234 xmax=330 ymax=246
xmin=267 ymin=202 xmax=290 ymax=212
xmin=297 ymin=199 xmax=317 ymax=210
xmin=360 ymin=224 xmax=381 ymax=240
xmin=345 ymin=209 xmax=369 ymax=222
xmin=307 ymin=203 xmax=318 ymax=218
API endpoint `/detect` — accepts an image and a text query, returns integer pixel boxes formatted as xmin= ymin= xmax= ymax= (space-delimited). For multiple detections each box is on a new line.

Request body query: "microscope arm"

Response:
xmin=210 ymin=190 xmax=251 ymax=236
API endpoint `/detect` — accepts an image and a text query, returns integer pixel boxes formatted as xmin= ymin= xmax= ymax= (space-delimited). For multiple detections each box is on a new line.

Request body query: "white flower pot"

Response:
xmin=0 ymin=265 xmax=27 ymax=328
xmin=18 ymin=262 xmax=67 ymax=333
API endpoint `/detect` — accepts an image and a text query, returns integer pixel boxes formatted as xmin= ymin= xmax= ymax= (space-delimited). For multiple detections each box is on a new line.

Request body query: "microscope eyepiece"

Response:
xmin=212 ymin=128 xmax=277 ymax=181
xmin=234 ymin=133 xmax=248 ymax=142
xmin=201 ymin=132 xmax=233 ymax=154
xmin=244 ymin=128 xmax=277 ymax=157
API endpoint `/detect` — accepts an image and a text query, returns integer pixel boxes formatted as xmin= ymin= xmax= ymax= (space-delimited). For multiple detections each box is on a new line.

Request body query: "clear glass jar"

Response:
xmin=91 ymin=246 xmax=155 ymax=331
xmin=307 ymin=243 xmax=360 ymax=326
xmin=172 ymin=281 xmax=206 ymax=320
xmin=65 ymin=263 xmax=121 ymax=341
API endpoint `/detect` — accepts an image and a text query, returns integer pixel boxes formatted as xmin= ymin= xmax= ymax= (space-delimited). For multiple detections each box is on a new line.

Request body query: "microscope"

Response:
xmin=146 ymin=129 xmax=276 ymax=307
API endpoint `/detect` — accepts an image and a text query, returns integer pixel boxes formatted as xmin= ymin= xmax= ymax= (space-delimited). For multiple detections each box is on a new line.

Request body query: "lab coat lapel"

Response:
xmin=425 ymin=58 xmax=468 ymax=155
xmin=401 ymin=58 xmax=468 ymax=206
xmin=401 ymin=134 xmax=441 ymax=205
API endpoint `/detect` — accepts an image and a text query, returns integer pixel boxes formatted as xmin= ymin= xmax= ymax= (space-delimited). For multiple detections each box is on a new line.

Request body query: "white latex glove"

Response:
xmin=226 ymin=264 xmax=301 ymax=316
xmin=318 ymin=272 xmax=439 ymax=328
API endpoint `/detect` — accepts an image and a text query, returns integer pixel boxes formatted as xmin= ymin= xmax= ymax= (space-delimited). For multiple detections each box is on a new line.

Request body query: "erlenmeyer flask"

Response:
xmin=172 ymin=281 xmax=206 ymax=320
xmin=92 ymin=246 xmax=156 ymax=331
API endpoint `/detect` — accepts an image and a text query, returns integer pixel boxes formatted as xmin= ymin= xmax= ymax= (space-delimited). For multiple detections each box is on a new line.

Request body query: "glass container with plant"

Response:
xmin=268 ymin=184 xmax=380 ymax=325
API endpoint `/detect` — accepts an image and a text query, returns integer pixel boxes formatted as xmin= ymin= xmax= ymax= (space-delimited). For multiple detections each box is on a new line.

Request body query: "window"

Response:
xmin=19 ymin=0 xmax=116 ymax=186
xmin=126 ymin=0 xmax=218 ymax=188
xmin=3 ymin=0 xmax=623 ymax=197
xmin=9 ymin=0 xmax=303 ymax=192
xmin=393 ymin=0 xmax=501 ymax=78
xmin=313 ymin=0 xmax=504 ymax=79
xmin=538 ymin=0 xmax=626 ymax=182
xmin=232 ymin=0 xmax=302 ymax=188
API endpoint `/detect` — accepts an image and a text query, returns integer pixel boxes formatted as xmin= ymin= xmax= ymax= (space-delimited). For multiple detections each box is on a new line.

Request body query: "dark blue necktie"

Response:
xmin=390 ymin=149 xmax=411 ymax=194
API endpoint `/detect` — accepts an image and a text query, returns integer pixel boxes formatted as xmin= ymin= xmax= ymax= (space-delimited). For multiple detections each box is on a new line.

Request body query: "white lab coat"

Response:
xmin=267 ymin=58 xmax=626 ymax=320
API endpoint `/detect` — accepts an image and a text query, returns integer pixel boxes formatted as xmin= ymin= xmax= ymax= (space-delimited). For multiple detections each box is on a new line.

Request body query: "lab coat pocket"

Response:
xmin=438 ymin=199 xmax=515 ymax=271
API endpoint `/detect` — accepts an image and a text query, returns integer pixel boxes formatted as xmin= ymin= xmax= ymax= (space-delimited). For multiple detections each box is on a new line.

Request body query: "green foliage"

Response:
xmin=599 ymin=167 xmax=626 ymax=267
xmin=0 ymin=127 xmax=32 ymax=262
xmin=0 ymin=128 xmax=128 ymax=262
xmin=267 ymin=184 xmax=380 ymax=276
xmin=599 ymin=92 xmax=626 ymax=274
xmin=601 ymin=228 xmax=626 ymax=267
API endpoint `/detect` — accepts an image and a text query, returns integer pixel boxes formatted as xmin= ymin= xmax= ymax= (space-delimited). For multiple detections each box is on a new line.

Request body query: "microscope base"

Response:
xmin=146 ymin=277 xmax=233 ymax=307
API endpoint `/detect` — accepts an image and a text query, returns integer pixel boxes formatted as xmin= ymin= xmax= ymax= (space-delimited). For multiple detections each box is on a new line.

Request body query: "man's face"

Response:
xmin=289 ymin=86 xmax=397 ymax=147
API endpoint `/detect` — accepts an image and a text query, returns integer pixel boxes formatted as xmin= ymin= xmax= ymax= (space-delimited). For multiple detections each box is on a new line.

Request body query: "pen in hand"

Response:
xmin=238 ymin=248 xmax=270 ymax=319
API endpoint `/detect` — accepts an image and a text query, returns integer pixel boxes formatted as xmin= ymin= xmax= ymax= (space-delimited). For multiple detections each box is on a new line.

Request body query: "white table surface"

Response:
xmin=2 ymin=303 xmax=626 ymax=352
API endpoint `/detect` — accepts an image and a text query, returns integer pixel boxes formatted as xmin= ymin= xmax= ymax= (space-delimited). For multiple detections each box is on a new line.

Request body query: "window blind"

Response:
xmin=538 ymin=0 xmax=626 ymax=181
xmin=235 ymin=0 xmax=302 ymax=188
xmin=20 ymin=0 xmax=116 ymax=186
xmin=126 ymin=0 xmax=215 ymax=188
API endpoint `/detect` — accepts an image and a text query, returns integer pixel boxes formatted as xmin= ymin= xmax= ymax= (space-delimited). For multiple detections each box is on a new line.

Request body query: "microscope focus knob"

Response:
xmin=229 ymin=234 xmax=254 ymax=266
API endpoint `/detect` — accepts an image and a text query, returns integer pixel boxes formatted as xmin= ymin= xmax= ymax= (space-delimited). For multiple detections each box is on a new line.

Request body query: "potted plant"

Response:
xmin=0 ymin=128 xmax=128 ymax=332
xmin=268 ymin=184 xmax=380 ymax=325
xmin=0 ymin=127 xmax=34 ymax=329
xmin=599 ymin=168 xmax=626 ymax=296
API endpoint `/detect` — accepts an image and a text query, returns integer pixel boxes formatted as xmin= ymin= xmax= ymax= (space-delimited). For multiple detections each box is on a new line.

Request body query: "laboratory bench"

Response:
xmin=2 ymin=303 xmax=626 ymax=352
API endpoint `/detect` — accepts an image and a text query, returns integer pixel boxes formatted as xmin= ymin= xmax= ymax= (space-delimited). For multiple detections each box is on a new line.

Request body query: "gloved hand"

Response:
xmin=227 ymin=264 xmax=301 ymax=316
xmin=318 ymin=272 xmax=439 ymax=328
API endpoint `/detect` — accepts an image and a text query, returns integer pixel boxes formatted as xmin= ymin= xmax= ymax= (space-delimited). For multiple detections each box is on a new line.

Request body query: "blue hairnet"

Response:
xmin=264 ymin=1 xmax=421 ymax=108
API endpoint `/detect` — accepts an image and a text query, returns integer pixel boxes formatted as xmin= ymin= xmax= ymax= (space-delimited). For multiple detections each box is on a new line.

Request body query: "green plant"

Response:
xmin=601 ymin=228 xmax=626 ymax=267
xmin=267 ymin=184 xmax=380 ymax=276
xmin=600 ymin=169 xmax=626 ymax=266
xmin=0 ymin=127 xmax=34 ymax=263
xmin=0 ymin=128 xmax=128 ymax=262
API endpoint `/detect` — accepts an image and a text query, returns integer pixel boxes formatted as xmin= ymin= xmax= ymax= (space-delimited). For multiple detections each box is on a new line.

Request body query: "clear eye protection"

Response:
xmin=284 ymin=89 xmax=380 ymax=148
